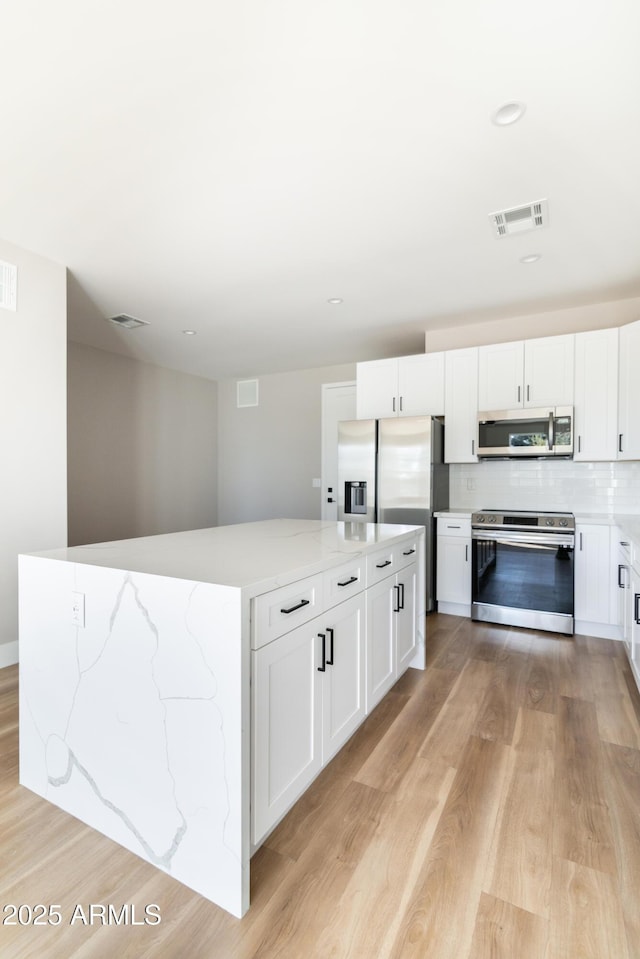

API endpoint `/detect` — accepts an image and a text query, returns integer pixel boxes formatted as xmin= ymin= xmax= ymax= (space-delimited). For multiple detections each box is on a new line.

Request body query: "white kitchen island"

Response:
xmin=18 ymin=518 xmax=425 ymax=918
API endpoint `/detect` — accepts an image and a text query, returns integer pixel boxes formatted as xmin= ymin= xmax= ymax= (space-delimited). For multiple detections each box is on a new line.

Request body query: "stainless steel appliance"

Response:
xmin=477 ymin=406 xmax=573 ymax=458
xmin=471 ymin=509 xmax=575 ymax=634
xmin=337 ymin=416 xmax=449 ymax=611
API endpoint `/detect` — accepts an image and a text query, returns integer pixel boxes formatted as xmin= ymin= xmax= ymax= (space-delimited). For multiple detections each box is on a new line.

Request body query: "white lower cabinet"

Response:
xmin=628 ymin=560 xmax=640 ymax=691
xmin=252 ymin=592 xmax=365 ymax=845
xmin=574 ymin=523 xmax=612 ymax=628
xmin=365 ymin=564 xmax=417 ymax=712
xmin=615 ymin=536 xmax=631 ymax=651
xmin=436 ymin=516 xmax=471 ymax=614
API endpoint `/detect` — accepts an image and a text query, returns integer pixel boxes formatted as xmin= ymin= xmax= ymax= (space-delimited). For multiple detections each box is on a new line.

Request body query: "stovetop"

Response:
xmin=471 ymin=509 xmax=575 ymax=531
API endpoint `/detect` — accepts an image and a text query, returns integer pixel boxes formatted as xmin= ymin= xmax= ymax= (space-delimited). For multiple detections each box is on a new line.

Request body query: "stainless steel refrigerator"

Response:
xmin=337 ymin=416 xmax=449 ymax=611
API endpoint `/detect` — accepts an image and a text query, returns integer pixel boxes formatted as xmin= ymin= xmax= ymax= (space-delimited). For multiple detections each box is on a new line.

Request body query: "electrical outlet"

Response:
xmin=71 ymin=591 xmax=85 ymax=628
xmin=312 ymin=478 xmax=321 ymax=488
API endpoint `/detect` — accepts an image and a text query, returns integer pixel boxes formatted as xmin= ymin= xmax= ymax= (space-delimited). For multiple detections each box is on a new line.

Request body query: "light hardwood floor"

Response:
xmin=1 ymin=613 xmax=639 ymax=958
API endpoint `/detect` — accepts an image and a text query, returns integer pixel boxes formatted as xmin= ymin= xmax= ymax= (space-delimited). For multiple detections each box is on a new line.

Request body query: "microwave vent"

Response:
xmin=489 ymin=199 xmax=549 ymax=238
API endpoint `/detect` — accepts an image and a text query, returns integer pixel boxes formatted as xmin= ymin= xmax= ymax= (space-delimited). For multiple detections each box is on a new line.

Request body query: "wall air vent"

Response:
xmin=489 ymin=199 xmax=549 ymax=238
xmin=106 ymin=313 xmax=149 ymax=330
xmin=237 ymin=379 xmax=259 ymax=408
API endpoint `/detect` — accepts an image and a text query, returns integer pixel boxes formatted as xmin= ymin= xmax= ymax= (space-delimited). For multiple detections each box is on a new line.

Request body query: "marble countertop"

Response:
xmin=434 ymin=508 xmax=473 ymax=518
xmin=25 ymin=519 xmax=423 ymax=592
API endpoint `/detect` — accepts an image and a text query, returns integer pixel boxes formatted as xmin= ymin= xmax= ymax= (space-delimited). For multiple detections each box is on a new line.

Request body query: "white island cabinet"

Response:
xmin=18 ymin=519 xmax=425 ymax=919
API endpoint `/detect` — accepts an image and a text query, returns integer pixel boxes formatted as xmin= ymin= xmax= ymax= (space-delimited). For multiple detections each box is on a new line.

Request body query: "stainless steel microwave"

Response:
xmin=476 ymin=406 xmax=573 ymax=458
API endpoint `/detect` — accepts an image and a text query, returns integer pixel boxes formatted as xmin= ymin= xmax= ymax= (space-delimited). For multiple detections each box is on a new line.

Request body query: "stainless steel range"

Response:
xmin=471 ymin=509 xmax=575 ymax=635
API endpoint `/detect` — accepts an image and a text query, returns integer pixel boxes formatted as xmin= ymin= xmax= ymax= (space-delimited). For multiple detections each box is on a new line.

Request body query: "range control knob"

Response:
xmin=476 ymin=515 xmax=485 ymax=523
xmin=488 ymin=515 xmax=497 ymax=524
xmin=559 ymin=518 xmax=569 ymax=527
xmin=545 ymin=518 xmax=555 ymax=526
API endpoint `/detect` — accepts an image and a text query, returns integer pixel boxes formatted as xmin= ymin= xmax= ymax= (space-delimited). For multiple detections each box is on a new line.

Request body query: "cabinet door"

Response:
xmin=396 ymin=564 xmax=417 ymax=675
xmin=478 ymin=341 xmax=524 ymax=410
xmin=321 ymin=594 xmax=366 ymax=763
xmin=574 ymin=524 xmax=612 ymax=625
xmin=398 ymin=353 xmax=445 ymax=416
xmin=618 ymin=319 xmax=640 ymax=460
xmin=574 ymin=328 xmax=619 ymax=461
xmin=436 ymin=536 xmax=471 ymax=605
xmin=444 ymin=347 xmax=479 ymax=463
xmin=365 ymin=575 xmax=396 ymax=711
xmin=252 ymin=620 xmax=323 ymax=844
xmin=616 ymin=540 xmax=631 ymax=651
xmin=629 ymin=564 xmax=640 ymax=689
xmin=356 ymin=359 xmax=398 ymax=419
xmin=524 ymin=334 xmax=575 ymax=407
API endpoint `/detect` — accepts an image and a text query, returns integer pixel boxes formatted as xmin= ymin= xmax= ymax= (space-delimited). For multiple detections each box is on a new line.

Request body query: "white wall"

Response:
xmin=0 ymin=239 xmax=67 ymax=665
xmin=68 ymin=343 xmax=218 ymax=545
xmin=217 ymin=363 xmax=356 ymax=525
xmin=424 ymin=295 xmax=640 ymax=352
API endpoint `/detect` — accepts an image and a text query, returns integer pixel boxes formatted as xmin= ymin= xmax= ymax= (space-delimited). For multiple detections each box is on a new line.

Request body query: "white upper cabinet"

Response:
xmin=356 ymin=353 xmax=445 ymax=419
xmin=618 ymin=319 xmax=640 ymax=461
xmin=574 ymin=328 xmax=619 ymax=461
xmin=478 ymin=334 xmax=575 ymax=411
xmin=477 ymin=340 xmax=525 ymax=410
xmin=356 ymin=359 xmax=399 ymax=419
xmin=444 ymin=347 xmax=478 ymax=463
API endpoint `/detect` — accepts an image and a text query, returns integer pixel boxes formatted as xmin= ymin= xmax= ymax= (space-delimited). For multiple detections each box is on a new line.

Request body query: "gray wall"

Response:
xmin=217 ymin=363 xmax=356 ymax=525
xmin=68 ymin=342 xmax=218 ymax=545
xmin=0 ymin=239 xmax=67 ymax=663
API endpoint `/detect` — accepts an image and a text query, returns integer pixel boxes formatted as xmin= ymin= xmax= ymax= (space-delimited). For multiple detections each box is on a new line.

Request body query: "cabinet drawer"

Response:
xmin=437 ymin=517 xmax=471 ymax=537
xmin=323 ymin=557 xmax=365 ymax=608
xmin=395 ymin=539 xmax=419 ymax=571
xmin=252 ymin=574 xmax=324 ymax=649
xmin=367 ymin=547 xmax=396 ymax=586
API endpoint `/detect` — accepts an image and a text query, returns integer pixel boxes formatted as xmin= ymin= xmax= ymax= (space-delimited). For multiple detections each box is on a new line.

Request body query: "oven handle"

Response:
xmin=472 ymin=529 xmax=575 ymax=549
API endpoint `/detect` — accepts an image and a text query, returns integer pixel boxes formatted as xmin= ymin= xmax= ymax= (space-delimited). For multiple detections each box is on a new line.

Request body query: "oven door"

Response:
xmin=471 ymin=529 xmax=574 ymax=634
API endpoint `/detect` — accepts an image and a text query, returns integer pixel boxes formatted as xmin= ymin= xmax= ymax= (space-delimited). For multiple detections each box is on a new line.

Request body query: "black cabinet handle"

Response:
xmin=317 ymin=632 xmax=326 ymax=672
xmin=618 ymin=564 xmax=626 ymax=588
xmin=326 ymin=627 xmax=334 ymax=665
xmin=338 ymin=575 xmax=358 ymax=587
xmin=399 ymin=582 xmax=405 ymax=610
xmin=281 ymin=598 xmax=310 ymax=614
xmin=619 ymin=433 xmax=624 ymax=453
xmin=635 ymin=594 xmax=640 ymax=626
xmin=402 ymin=548 xmax=415 ymax=556
xmin=376 ymin=559 xmax=392 ymax=568
xmin=393 ymin=584 xmax=401 ymax=613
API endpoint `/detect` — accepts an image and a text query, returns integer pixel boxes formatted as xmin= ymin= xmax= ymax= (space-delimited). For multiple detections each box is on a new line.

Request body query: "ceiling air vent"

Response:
xmin=106 ymin=313 xmax=149 ymax=330
xmin=489 ymin=199 xmax=549 ymax=238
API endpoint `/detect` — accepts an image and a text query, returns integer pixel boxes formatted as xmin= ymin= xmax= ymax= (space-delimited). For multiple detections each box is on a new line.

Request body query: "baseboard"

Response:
xmin=574 ymin=621 xmax=623 ymax=641
xmin=436 ymin=602 xmax=471 ymax=618
xmin=0 ymin=641 xmax=18 ymax=668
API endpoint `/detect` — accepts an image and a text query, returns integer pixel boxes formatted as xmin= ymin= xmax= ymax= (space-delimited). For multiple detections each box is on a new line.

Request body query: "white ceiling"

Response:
xmin=2 ymin=0 xmax=640 ymax=381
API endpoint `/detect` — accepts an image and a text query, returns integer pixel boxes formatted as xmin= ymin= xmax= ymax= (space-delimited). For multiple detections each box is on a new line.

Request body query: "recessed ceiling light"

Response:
xmin=491 ymin=101 xmax=526 ymax=126
xmin=327 ymin=298 xmax=343 ymax=305
xmin=182 ymin=329 xmax=197 ymax=335
xmin=520 ymin=254 xmax=541 ymax=264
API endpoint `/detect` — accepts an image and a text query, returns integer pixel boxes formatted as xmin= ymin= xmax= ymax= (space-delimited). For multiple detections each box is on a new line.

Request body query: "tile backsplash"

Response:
xmin=450 ymin=460 xmax=640 ymax=515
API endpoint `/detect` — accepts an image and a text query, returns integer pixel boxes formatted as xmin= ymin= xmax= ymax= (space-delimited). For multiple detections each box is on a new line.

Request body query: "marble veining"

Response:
xmin=20 ymin=557 xmax=246 ymax=915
